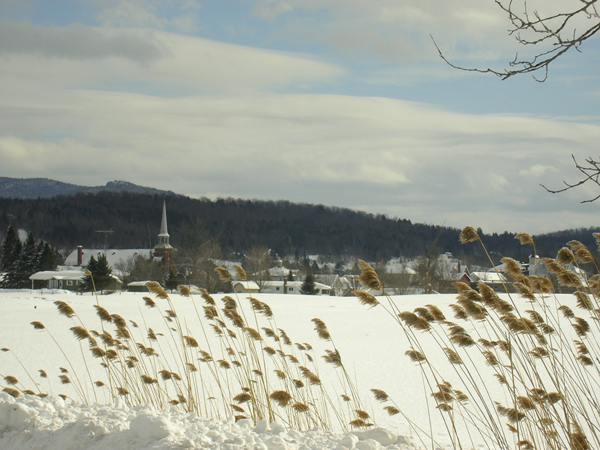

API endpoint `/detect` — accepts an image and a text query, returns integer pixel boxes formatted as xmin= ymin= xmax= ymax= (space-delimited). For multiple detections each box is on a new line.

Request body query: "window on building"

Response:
xmin=289 ymin=288 xmax=293 ymax=291
xmin=67 ymin=280 xmax=73 ymax=286
xmin=276 ymin=287 xmax=279 ymax=291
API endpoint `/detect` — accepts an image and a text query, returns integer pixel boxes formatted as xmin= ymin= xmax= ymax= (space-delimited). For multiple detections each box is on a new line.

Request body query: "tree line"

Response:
xmin=0 ymin=226 xmax=57 ymax=288
xmin=1 ymin=192 xmax=599 ymax=268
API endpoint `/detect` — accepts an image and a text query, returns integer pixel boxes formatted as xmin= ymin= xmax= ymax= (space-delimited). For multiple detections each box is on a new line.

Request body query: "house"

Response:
xmin=127 ymin=281 xmax=151 ymax=292
xmin=471 ymin=271 xmax=508 ymax=290
xmin=262 ymin=280 xmax=331 ymax=295
xmin=233 ymin=281 xmax=260 ymax=294
xmin=64 ymin=200 xmax=177 ymax=281
xmin=29 ymin=269 xmax=86 ymax=291
xmin=331 ymin=275 xmax=361 ymax=296
xmin=64 ymin=248 xmax=153 ymax=277
xmin=266 ymin=261 xmax=299 ymax=281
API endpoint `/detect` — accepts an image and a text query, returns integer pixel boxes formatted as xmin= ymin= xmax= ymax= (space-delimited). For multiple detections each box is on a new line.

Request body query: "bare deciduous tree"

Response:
xmin=541 ymin=155 xmax=600 ymax=203
xmin=243 ymin=246 xmax=272 ymax=292
xmin=434 ymin=0 xmax=600 ymax=80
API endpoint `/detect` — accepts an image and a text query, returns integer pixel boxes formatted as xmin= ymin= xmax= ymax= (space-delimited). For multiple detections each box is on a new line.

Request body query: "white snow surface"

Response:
xmin=0 ymin=390 xmax=418 ymax=450
xmin=0 ymin=289 xmax=589 ymax=449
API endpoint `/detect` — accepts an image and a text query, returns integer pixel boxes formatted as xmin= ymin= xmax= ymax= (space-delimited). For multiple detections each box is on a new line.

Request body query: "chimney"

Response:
xmin=77 ymin=246 xmax=83 ymax=266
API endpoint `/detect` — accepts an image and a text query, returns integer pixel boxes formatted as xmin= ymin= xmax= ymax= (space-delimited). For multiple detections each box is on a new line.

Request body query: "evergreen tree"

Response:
xmin=287 ymin=270 xmax=294 ymax=281
xmin=16 ymin=232 xmax=37 ymax=288
xmin=36 ymin=242 xmax=57 ymax=272
xmin=94 ymin=254 xmax=113 ymax=292
xmin=300 ymin=271 xmax=319 ymax=295
xmin=83 ymin=254 xmax=113 ymax=292
xmin=1 ymin=226 xmax=22 ymax=288
xmin=163 ymin=270 xmax=179 ymax=292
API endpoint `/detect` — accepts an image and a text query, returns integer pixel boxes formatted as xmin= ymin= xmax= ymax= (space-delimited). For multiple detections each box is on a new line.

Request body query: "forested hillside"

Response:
xmin=0 ymin=192 xmax=598 ymax=265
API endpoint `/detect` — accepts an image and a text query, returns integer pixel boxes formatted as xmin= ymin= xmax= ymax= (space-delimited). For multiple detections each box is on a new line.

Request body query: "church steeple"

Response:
xmin=154 ymin=200 xmax=175 ymax=273
xmin=157 ymin=200 xmax=170 ymax=247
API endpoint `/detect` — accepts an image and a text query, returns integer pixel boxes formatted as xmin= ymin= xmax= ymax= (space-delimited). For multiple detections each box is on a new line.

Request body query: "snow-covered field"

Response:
xmin=0 ymin=288 xmax=594 ymax=450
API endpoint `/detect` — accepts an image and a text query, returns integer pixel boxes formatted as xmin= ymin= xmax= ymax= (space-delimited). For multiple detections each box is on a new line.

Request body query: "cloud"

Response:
xmin=0 ymin=21 xmax=164 ymax=62
xmin=95 ymin=0 xmax=201 ymax=33
xmin=519 ymin=165 xmax=559 ymax=177
xmin=251 ymin=1 xmax=293 ymax=21
xmin=0 ymin=24 xmax=344 ymax=95
xmin=253 ymin=0 xmax=514 ymax=64
xmin=2 ymin=85 xmax=600 ymax=233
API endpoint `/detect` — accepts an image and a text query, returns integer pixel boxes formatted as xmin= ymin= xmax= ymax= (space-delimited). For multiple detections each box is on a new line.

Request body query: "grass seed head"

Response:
xmin=70 ymin=326 xmax=90 ymax=341
xmin=425 ymin=304 xmax=446 ymax=321
xmin=145 ymin=281 xmax=169 ymax=299
xmin=215 ymin=267 xmax=231 ymax=282
xmin=2 ymin=387 xmax=19 ymax=398
xmin=515 ymin=232 xmax=534 ymax=245
xmin=177 ymin=285 xmax=191 ymax=297
xmin=371 ymin=389 xmax=389 ymax=402
xmin=357 ymin=260 xmax=383 ymax=291
xmin=405 ymin=349 xmax=427 ymax=363
xmin=4 ymin=375 xmax=18 ymax=385
xmin=384 ymin=405 xmax=400 ymax=416
xmin=54 ymin=301 xmax=75 ymax=318
xmin=233 ymin=264 xmax=247 ymax=281
xmin=352 ymin=290 xmax=379 ymax=307
xmin=574 ymin=291 xmax=593 ymax=310
xmin=270 ymin=390 xmax=292 ymax=407
xmin=31 ymin=321 xmax=45 ymax=330
xmin=312 ymin=318 xmax=331 ymax=340
xmin=292 ymin=402 xmax=310 ymax=413
xmin=142 ymin=296 xmax=156 ymax=308
xmin=233 ymin=392 xmax=252 ymax=404
xmin=459 ymin=226 xmax=480 ymax=243
xmin=557 ymin=247 xmax=575 ymax=265
xmin=501 ymin=257 xmax=525 ymax=281
xmin=443 ymin=348 xmax=463 ymax=364
xmin=94 ymin=305 xmax=113 ymax=322
xmin=199 ymin=289 xmax=216 ymax=305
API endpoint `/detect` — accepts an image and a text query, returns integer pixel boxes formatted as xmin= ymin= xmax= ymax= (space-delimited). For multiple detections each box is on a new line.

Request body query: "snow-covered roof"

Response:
xmin=233 ymin=281 xmax=260 ymax=290
xmin=64 ymin=249 xmax=153 ymax=270
xmin=29 ymin=270 xmax=85 ymax=281
xmin=471 ymin=272 xmax=507 ymax=283
xmin=127 ymin=281 xmax=151 ymax=287
xmin=268 ymin=266 xmax=298 ymax=278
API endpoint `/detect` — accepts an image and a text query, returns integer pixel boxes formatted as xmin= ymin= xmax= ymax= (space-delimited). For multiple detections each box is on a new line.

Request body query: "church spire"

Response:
xmin=159 ymin=200 xmax=169 ymax=238
xmin=156 ymin=200 xmax=171 ymax=248
xmin=154 ymin=200 xmax=175 ymax=273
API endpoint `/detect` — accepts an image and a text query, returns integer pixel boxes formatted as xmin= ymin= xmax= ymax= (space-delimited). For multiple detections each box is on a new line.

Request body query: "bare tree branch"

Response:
xmin=541 ymin=155 xmax=600 ymax=203
xmin=435 ymin=0 xmax=600 ymax=80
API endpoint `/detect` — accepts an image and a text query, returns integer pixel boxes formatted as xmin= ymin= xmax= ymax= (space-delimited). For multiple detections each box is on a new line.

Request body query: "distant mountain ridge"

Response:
xmin=0 ymin=177 xmax=176 ymax=199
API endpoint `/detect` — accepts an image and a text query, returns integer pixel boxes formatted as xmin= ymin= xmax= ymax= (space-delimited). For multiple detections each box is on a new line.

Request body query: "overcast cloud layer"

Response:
xmin=1 ymin=1 xmax=599 ymax=234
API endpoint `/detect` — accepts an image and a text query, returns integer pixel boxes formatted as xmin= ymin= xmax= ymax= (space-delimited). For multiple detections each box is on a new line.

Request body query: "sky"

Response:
xmin=1 ymin=0 xmax=600 ymax=235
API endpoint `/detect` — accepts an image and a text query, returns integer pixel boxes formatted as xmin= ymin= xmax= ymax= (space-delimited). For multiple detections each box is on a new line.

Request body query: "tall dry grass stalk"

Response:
xmin=353 ymin=227 xmax=600 ymax=450
xmin=3 ymin=270 xmax=375 ymax=432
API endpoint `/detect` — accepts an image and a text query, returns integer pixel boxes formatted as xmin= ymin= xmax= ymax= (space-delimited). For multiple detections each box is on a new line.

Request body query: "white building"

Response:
xmin=29 ymin=269 xmax=86 ymax=290
xmin=262 ymin=280 xmax=331 ymax=295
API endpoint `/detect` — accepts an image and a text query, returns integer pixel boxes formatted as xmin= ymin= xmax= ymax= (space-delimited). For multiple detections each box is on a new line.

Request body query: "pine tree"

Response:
xmin=300 ymin=271 xmax=319 ymax=295
xmin=83 ymin=254 xmax=113 ymax=292
xmin=16 ymin=232 xmax=37 ymax=288
xmin=94 ymin=254 xmax=113 ymax=292
xmin=36 ymin=242 xmax=57 ymax=272
xmin=163 ymin=270 xmax=179 ymax=292
xmin=1 ymin=226 xmax=22 ymax=288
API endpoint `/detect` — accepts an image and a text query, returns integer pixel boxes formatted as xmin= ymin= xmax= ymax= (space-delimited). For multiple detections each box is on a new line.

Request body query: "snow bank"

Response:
xmin=0 ymin=393 xmax=419 ymax=450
